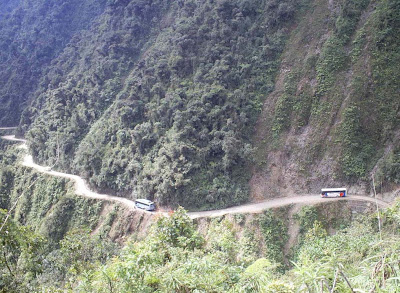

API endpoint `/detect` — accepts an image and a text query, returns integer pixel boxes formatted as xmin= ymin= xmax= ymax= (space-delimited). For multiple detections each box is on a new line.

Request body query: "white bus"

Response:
xmin=135 ymin=199 xmax=156 ymax=211
xmin=321 ymin=188 xmax=347 ymax=198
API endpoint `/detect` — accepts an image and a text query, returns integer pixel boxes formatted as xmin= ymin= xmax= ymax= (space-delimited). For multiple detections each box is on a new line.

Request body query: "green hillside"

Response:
xmin=23 ymin=0 xmax=299 ymax=209
xmin=1 ymin=140 xmax=398 ymax=292
xmin=252 ymin=0 xmax=400 ymax=198
xmin=0 ymin=0 xmax=399 ymax=289
xmin=0 ymin=0 xmax=396 ymax=209
xmin=0 ymin=0 xmax=107 ymax=126
xmin=56 ymin=205 xmax=400 ymax=292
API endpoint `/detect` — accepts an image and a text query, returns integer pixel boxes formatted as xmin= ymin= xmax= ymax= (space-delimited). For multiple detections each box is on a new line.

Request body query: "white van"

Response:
xmin=321 ymin=188 xmax=347 ymax=198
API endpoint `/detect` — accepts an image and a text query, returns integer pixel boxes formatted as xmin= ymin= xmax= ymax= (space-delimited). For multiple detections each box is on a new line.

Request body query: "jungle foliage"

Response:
xmin=1 ymin=140 xmax=399 ymax=292
xmin=0 ymin=0 xmax=107 ymax=126
xmin=263 ymin=0 xmax=400 ymax=186
xmin=1 ymin=0 xmax=400 ymax=291
xmin=1 ymin=0 xmax=398 ymax=207
xmin=2 ymin=202 xmax=399 ymax=292
xmin=21 ymin=0 xmax=298 ymax=209
xmin=0 ymin=142 xmax=118 ymax=291
xmin=72 ymin=202 xmax=400 ymax=293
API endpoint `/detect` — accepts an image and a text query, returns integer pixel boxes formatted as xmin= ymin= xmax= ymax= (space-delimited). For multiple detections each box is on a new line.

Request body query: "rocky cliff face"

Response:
xmin=1 ymin=0 xmax=399 ymax=209
xmin=251 ymin=0 xmax=400 ymax=198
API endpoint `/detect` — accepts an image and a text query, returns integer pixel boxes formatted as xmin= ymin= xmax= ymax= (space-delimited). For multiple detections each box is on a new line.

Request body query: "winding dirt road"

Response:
xmin=188 ymin=195 xmax=389 ymax=219
xmin=1 ymin=135 xmax=390 ymax=219
xmin=2 ymin=135 xmax=139 ymax=209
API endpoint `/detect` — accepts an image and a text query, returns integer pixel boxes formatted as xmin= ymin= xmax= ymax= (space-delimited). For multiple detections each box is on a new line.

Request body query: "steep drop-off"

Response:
xmin=23 ymin=0 xmax=299 ymax=209
xmin=252 ymin=0 xmax=400 ymax=199
xmin=0 ymin=0 xmax=107 ymax=126
xmin=2 ymin=0 xmax=398 ymax=209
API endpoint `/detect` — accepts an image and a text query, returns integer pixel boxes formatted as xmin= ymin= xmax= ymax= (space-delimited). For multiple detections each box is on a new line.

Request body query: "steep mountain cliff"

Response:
xmin=252 ymin=0 xmax=400 ymax=198
xmin=1 ymin=0 xmax=398 ymax=209
xmin=1 ymin=2 xmax=400 ymax=290
xmin=23 ymin=0 xmax=299 ymax=209
xmin=0 ymin=0 xmax=107 ymax=126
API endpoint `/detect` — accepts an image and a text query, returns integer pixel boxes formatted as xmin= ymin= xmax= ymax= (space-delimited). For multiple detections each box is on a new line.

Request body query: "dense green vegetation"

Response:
xmin=0 ymin=0 xmax=107 ymax=126
xmin=0 ymin=139 xmax=398 ymax=292
xmin=0 ymin=0 xmax=398 ymax=208
xmin=337 ymin=0 xmax=400 ymax=179
xmin=256 ymin=0 xmax=400 ymax=191
xmin=0 ymin=141 xmax=118 ymax=291
xmin=22 ymin=0 xmax=299 ymax=209
xmin=1 ymin=0 xmax=400 ymax=291
xmin=0 ymin=142 xmax=101 ymax=240
xmin=2 ymin=199 xmax=399 ymax=292
xmin=59 ymin=201 xmax=400 ymax=292
xmin=0 ymin=211 xmax=118 ymax=292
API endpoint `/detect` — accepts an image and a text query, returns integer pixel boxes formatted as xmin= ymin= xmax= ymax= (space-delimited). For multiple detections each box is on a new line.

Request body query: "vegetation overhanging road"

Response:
xmin=1 ymin=134 xmax=390 ymax=219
